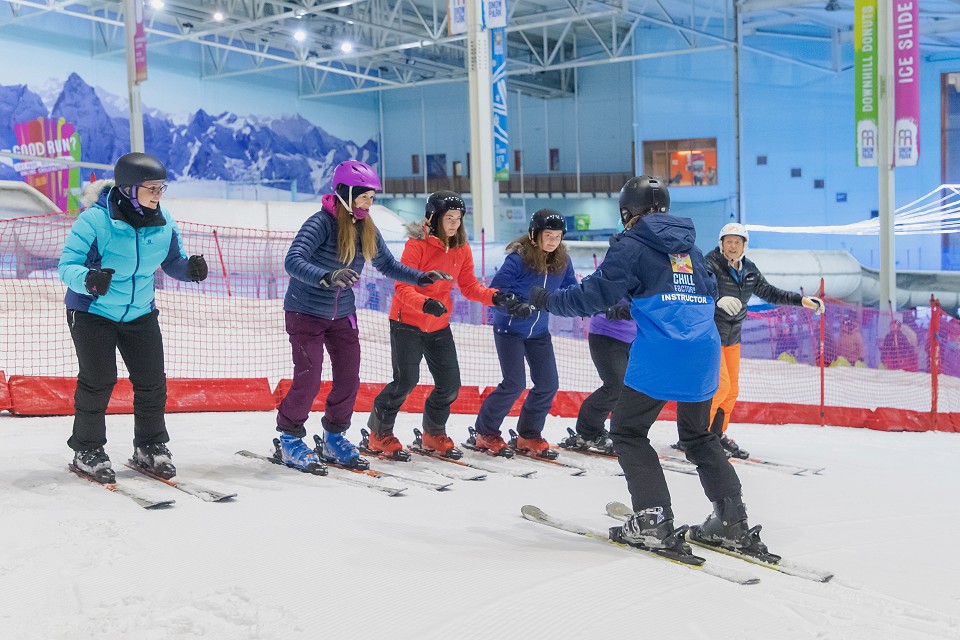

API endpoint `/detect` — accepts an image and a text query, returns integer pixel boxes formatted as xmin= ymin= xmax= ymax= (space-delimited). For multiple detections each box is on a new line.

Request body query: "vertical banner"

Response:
xmin=854 ymin=0 xmax=878 ymax=167
xmin=448 ymin=0 xmax=467 ymax=35
xmin=893 ymin=1 xmax=919 ymax=166
xmin=491 ymin=27 xmax=509 ymax=181
xmin=134 ymin=0 xmax=148 ymax=82
xmin=12 ymin=117 xmax=82 ymax=211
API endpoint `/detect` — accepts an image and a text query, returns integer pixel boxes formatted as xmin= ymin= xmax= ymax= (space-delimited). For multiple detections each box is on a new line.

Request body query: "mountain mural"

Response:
xmin=0 ymin=72 xmax=378 ymax=194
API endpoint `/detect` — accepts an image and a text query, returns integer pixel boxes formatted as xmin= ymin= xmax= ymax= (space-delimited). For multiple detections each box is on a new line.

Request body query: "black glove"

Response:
xmin=491 ymin=290 xmax=517 ymax=309
xmin=528 ymin=286 xmax=549 ymax=311
xmin=84 ymin=268 xmax=115 ymax=297
xmin=422 ymin=299 xmax=448 ymax=317
xmin=418 ymin=270 xmax=453 ymax=287
xmin=188 ymin=254 xmax=208 ymax=282
xmin=506 ymin=301 xmax=535 ymax=320
xmin=320 ymin=268 xmax=360 ymax=288
xmin=605 ymin=304 xmax=632 ymax=321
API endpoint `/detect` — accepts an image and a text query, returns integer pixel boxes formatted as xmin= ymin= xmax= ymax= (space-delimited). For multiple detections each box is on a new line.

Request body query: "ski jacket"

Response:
xmin=58 ymin=181 xmax=193 ymax=323
xmin=706 ymin=246 xmax=803 ymax=347
xmin=490 ymin=241 xmax=577 ymax=339
xmin=284 ymin=194 xmax=423 ymax=320
xmin=588 ymin=297 xmax=637 ymax=344
xmin=543 ymin=215 xmax=721 ymax=403
xmin=390 ymin=222 xmax=496 ymax=333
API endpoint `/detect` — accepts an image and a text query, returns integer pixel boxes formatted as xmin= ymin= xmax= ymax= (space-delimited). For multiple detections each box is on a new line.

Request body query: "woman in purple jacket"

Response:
xmin=275 ymin=160 xmax=450 ymax=471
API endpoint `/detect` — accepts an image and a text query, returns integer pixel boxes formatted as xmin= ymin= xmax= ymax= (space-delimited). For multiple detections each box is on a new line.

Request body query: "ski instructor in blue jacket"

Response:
xmin=59 ymin=152 xmax=208 ymax=484
xmin=528 ymin=176 xmax=774 ymax=562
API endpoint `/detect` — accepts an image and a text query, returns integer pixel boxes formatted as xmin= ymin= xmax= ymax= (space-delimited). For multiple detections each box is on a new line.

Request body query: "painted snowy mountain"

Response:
xmin=0 ymin=72 xmax=378 ymax=193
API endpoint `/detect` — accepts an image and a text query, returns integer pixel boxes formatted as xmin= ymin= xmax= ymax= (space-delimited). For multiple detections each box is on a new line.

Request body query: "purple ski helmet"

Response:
xmin=332 ymin=160 xmax=381 ymax=218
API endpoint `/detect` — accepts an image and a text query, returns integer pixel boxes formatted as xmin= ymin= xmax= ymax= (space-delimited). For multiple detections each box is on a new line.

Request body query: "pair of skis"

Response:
xmin=521 ymin=502 xmax=834 ymax=585
xmin=68 ymin=462 xmax=237 ymax=509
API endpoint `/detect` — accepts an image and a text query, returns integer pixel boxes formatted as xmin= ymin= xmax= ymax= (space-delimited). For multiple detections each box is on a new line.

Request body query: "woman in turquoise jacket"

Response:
xmin=58 ymin=152 xmax=207 ymax=484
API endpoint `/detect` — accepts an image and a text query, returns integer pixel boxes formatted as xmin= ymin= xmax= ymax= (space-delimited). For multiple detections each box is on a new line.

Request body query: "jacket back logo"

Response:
xmin=669 ymin=253 xmax=693 ymax=273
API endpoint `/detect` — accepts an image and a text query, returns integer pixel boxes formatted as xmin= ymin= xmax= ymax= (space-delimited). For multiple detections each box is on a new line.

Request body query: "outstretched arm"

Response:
xmin=540 ymin=241 xmax=637 ymax=317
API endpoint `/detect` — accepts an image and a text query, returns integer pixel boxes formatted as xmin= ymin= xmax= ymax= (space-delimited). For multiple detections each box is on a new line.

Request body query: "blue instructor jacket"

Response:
xmin=544 ymin=214 xmax=721 ymax=402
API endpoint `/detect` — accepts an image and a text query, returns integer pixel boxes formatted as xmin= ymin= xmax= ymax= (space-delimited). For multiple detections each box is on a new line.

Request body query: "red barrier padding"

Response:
xmin=0 ymin=371 xmax=11 ymax=411
xmin=9 ymin=376 xmax=275 ymax=416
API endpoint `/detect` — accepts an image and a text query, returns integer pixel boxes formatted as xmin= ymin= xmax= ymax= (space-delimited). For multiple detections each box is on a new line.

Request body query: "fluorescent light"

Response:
xmin=293 ymin=29 xmax=307 ymax=42
xmin=340 ymin=41 xmax=353 ymax=53
xmin=213 ymin=11 xmax=224 ymax=21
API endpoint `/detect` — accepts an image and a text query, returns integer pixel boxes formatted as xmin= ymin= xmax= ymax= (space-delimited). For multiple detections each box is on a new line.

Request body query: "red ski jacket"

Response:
xmin=390 ymin=222 xmax=496 ymax=333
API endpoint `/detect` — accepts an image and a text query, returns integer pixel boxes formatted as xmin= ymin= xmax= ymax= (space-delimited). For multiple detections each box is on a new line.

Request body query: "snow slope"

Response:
xmin=0 ymin=411 xmax=959 ymax=639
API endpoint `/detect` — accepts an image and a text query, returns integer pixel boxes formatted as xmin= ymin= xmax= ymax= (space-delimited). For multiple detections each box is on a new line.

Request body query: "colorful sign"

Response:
xmin=893 ymin=1 xmax=919 ymax=166
xmin=134 ymin=0 xmax=148 ymax=82
xmin=12 ymin=117 xmax=82 ymax=212
xmin=854 ymin=0 xmax=878 ymax=167
xmin=492 ymin=27 xmax=509 ymax=181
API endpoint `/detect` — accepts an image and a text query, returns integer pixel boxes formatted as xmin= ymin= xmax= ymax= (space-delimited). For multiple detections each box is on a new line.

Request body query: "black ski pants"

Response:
xmin=368 ymin=321 xmax=460 ymax=435
xmin=610 ymin=386 xmax=741 ymax=512
xmin=575 ymin=333 xmax=631 ymax=439
xmin=67 ymin=309 xmax=169 ymax=452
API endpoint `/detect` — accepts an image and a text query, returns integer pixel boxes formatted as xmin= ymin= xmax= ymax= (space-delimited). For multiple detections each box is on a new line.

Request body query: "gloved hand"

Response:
xmin=716 ymin=296 xmax=743 ymax=316
xmin=188 ymin=254 xmax=208 ymax=282
xmin=418 ymin=270 xmax=453 ymax=286
xmin=84 ymin=268 xmax=115 ymax=297
xmin=422 ymin=299 xmax=448 ymax=317
xmin=605 ymin=304 xmax=632 ymax=321
xmin=320 ymin=268 xmax=360 ymax=288
xmin=802 ymin=296 xmax=825 ymax=315
xmin=528 ymin=286 xmax=549 ymax=311
xmin=491 ymin=290 xmax=517 ymax=308
xmin=506 ymin=301 xmax=535 ymax=320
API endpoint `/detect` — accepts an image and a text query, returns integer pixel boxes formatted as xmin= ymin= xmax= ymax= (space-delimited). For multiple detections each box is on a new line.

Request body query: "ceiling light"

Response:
xmin=340 ymin=42 xmax=353 ymax=53
xmin=149 ymin=0 xmax=164 ymax=8
xmin=213 ymin=11 xmax=224 ymax=21
xmin=293 ymin=29 xmax=307 ymax=42
xmin=295 ymin=9 xmax=307 ymax=18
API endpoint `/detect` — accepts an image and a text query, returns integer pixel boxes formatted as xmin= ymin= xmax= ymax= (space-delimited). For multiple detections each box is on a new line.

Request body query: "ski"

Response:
xmin=68 ymin=464 xmax=175 ymax=509
xmin=235 ymin=449 xmax=407 ymax=497
xmin=556 ymin=429 xmax=694 ymax=475
xmin=312 ymin=434 xmax=450 ymax=491
xmin=123 ymin=462 xmax=237 ymax=502
xmin=605 ymin=501 xmax=833 ymax=583
xmin=520 ymin=505 xmax=758 ymax=585
xmin=505 ymin=430 xmax=586 ymax=476
xmin=665 ymin=445 xmax=823 ymax=476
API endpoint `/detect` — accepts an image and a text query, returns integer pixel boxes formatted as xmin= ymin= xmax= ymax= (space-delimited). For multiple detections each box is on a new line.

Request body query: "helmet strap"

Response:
xmin=118 ymin=184 xmax=147 ymax=217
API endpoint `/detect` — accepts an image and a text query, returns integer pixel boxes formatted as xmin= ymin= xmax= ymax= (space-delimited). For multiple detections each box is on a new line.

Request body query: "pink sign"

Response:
xmin=893 ymin=0 xmax=919 ymax=166
xmin=134 ymin=0 xmax=148 ymax=82
xmin=12 ymin=117 xmax=82 ymax=212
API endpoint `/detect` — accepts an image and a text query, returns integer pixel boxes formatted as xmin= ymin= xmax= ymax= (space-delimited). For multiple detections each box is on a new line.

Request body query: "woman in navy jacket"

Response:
xmin=275 ymin=160 xmax=450 ymax=471
xmin=469 ymin=209 xmax=576 ymax=459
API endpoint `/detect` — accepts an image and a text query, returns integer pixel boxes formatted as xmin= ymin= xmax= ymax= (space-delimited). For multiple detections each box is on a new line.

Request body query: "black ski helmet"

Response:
xmin=114 ymin=152 xmax=167 ymax=187
xmin=618 ymin=175 xmax=669 ymax=226
xmin=528 ymin=208 xmax=566 ymax=242
xmin=425 ymin=190 xmax=466 ymax=234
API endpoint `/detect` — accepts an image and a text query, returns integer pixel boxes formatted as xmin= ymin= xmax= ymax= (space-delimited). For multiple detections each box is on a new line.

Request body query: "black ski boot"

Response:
xmin=690 ymin=495 xmax=780 ymax=562
xmin=719 ymin=434 xmax=749 ymax=459
xmin=560 ymin=428 xmax=615 ymax=455
xmin=132 ymin=442 xmax=177 ymax=479
xmin=610 ymin=506 xmax=701 ymax=564
xmin=73 ymin=447 xmax=115 ymax=483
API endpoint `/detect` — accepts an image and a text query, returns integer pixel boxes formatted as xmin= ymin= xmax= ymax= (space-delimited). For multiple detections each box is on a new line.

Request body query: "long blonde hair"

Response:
xmin=335 ymin=200 xmax=380 ymax=264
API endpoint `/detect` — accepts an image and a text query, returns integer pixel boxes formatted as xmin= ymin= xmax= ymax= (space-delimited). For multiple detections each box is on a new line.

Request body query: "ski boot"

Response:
xmin=609 ymin=506 xmax=700 ymax=564
xmin=560 ymin=428 xmax=614 ymax=454
xmin=275 ymin=432 xmax=325 ymax=472
xmin=689 ymin=495 xmax=780 ymax=562
xmin=132 ymin=442 xmax=177 ymax=479
xmin=466 ymin=428 xmax=513 ymax=458
xmin=315 ymin=431 xmax=369 ymax=470
xmin=73 ymin=447 xmax=115 ymax=484
xmin=719 ymin=434 xmax=749 ymax=460
xmin=420 ymin=431 xmax=462 ymax=459
xmin=361 ymin=428 xmax=411 ymax=461
xmin=509 ymin=430 xmax=559 ymax=460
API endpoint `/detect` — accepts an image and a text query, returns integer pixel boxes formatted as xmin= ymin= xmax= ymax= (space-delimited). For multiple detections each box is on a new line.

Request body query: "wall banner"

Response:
xmin=854 ymin=0 xmax=878 ymax=167
xmin=449 ymin=0 xmax=467 ymax=35
xmin=133 ymin=0 xmax=148 ymax=82
xmin=12 ymin=117 xmax=82 ymax=211
xmin=486 ymin=0 xmax=506 ymax=28
xmin=893 ymin=1 xmax=919 ymax=167
xmin=492 ymin=27 xmax=509 ymax=181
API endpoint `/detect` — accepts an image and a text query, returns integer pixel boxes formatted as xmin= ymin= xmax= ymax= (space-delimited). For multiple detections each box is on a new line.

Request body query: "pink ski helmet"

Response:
xmin=332 ymin=160 xmax=381 ymax=218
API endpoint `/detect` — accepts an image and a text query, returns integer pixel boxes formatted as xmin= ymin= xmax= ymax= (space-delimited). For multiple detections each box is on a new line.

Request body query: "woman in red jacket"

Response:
xmin=366 ymin=191 xmax=515 ymax=458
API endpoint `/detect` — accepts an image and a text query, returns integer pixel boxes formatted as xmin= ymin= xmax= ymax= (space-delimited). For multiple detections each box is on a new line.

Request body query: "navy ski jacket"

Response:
xmin=543 ymin=215 xmax=721 ymax=402
xmin=490 ymin=243 xmax=577 ymax=338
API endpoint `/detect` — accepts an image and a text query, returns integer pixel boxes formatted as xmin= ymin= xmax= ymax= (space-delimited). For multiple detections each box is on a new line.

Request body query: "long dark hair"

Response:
xmin=509 ymin=233 xmax=569 ymax=275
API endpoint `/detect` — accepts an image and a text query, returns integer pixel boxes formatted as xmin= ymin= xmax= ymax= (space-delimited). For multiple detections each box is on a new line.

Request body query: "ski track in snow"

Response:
xmin=0 ymin=411 xmax=959 ymax=639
